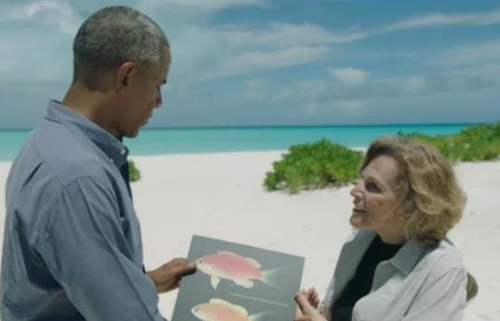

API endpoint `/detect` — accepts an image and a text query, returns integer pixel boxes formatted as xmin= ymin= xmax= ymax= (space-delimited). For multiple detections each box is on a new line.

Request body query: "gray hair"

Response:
xmin=72 ymin=6 xmax=169 ymax=90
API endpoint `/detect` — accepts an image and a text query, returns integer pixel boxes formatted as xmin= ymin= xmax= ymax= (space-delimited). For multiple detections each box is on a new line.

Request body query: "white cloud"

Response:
xmin=186 ymin=22 xmax=365 ymax=80
xmin=242 ymin=79 xmax=269 ymax=96
xmin=302 ymin=100 xmax=368 ymax=117
xmin=219 ymin=23 xmax=367 ymax=49
xmin=212 ymin=8 xmax=500 ymax=59
xmin=234 ymin=78 xmax=271 ymax=104
xmin=4 ymin=0 xmax=500 ymax=92
xmin=216 ymin=8 xmax=500 ymax=55
xmin=427 ymin=40 xmax=500 ymax=88
xmin=266 ymin=71 xmax=494 ymax=108
xmin=334 ymin=100 xmax=369 ymax=115
xmin=2 ymin=0 xmax=500 ymax=129
xmin=402 ymin=76 xmax=426 ymax=93
xmin=447 ymin=63 xmax=500 ymax=81
xmin=204 ymin=45 xmax=332 ymax=79
xmin=137 ymin=0 xmax=267 ymax=19
xmin=145 ymin=18 xmax=355 ymax=84
xmin=140 ymin=0 xmax=267 ymax=10
xmin=0 ymin=0 xmax=82 ymax=35
xmin=433 ymin=40 xmax=500 ymax=67
xmin=0 ymin=1 xmax=79 ymax=89
xmin=379 ymin=8 xmax=500 ymax=33
xmin=273 ymin=80 xmax=330 ymax=103
xmin=328 ymin=67 xmax=368 ymax=86
xmin=305 ymin=102 xmax=319 ymax=115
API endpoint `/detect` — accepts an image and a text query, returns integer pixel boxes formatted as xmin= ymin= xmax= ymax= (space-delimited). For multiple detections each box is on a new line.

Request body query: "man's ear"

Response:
xmin=115 ymin=62 xmax=135 ymax=93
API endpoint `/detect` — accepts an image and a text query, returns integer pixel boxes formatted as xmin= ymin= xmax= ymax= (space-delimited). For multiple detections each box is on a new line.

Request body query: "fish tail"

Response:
xmin=261 ymin=268 xmax=283 ymax=289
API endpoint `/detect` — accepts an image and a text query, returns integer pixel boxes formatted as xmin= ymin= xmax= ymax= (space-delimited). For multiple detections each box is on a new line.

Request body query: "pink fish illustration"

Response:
xmin=196 ymin=251 xmax=281 ymax=290
xmin=191 ymin=298 xmax=268 ymax=321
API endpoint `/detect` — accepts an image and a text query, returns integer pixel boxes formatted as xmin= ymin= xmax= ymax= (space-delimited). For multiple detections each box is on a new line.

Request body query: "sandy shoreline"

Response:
xmin=1 ymin=151 xmax=499 ymax=321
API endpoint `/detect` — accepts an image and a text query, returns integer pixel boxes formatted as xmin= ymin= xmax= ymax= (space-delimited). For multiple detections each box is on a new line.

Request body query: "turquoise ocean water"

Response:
xmin=0 ymin=124 xmax=474 ymax=161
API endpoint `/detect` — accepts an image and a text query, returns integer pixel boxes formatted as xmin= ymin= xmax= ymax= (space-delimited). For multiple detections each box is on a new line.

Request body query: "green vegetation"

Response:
xmin=128 ymin=160 xmax=141 ymax=182
xmin=399 ymin=122 xmax=500 ymax=162
xmin=264 ymin=138 xmax=363 ymax=194
xmin=264 ymin=122 xmax=500 ymax=194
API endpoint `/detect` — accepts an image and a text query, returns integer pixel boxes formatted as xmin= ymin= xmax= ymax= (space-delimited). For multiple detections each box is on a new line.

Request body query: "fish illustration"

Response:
xmin=191 ymin=298 xmax=268 ymax=321
xmin=196 ymin=251 xmax=281 ymax=290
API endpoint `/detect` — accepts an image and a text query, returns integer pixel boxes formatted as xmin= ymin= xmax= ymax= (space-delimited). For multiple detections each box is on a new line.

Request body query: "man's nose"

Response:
xmin=155 ymin=89 xmax=162 ymax=108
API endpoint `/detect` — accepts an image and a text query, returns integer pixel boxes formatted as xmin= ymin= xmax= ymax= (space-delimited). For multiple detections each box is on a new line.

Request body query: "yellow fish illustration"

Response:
xmin=191 ymin=298 xmax=268 ymax=321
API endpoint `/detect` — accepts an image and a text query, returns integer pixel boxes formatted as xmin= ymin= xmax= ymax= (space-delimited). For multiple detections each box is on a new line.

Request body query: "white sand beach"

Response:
xmin=0 ymin=151 xmax=499 ymax=321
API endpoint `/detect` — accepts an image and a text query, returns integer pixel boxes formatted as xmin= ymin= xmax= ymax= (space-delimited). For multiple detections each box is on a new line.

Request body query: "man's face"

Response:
xmin=117 ymin=46 xmax=171 ymax=138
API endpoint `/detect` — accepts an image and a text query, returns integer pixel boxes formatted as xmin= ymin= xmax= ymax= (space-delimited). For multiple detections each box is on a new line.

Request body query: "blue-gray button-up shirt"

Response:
xmin=1 ymin=101 xmax=165 ymax=321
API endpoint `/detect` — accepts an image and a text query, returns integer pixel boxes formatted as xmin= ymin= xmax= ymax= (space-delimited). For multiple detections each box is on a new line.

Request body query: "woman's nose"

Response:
xmin=350 ymin=181 xmax=363 ymax=198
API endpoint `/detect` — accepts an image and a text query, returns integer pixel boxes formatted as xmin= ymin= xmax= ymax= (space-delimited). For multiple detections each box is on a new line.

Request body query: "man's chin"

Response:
xmin=123 ymin=127 xmax=141 ymax=139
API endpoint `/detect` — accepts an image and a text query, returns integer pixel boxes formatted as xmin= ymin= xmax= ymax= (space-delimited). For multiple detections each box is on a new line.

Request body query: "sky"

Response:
xmin=1 ymin=0 xmax=500 ymax=129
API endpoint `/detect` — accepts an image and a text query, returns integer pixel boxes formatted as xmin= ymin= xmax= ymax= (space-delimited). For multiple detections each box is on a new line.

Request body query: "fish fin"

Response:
xmin=231 ymin=304 xmax=249 ymax=316
xmin=234 ymin=278 xmax=254 ymax=288
xmin=261 ymin=268 xmax=284 ymax=289
xmin=245 ymin=257 xmax=262 ymax=268
xmin=209 ymin=298 xmax=232 ymax=307
xmin=209 ymin=299 xmax=249 ymax=316
xmin=249 ymin=311 xmax=273 ymax=321
xmin=217 ymin=250 xmax=239 ymax=256
xmin=210 ymin=276 xmax=221 ymax=289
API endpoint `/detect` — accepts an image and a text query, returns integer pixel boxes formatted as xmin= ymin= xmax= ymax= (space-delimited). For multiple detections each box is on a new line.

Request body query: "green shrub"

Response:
xmin=264 ymin=122 xmax=500 ymax=194
xmin=128 ymin=160 xmax=141 ymax=182
xmin=264 ymin=138 xmax=363 ymax=194
xmin=399 ymin=122 xmax=500 ymax=162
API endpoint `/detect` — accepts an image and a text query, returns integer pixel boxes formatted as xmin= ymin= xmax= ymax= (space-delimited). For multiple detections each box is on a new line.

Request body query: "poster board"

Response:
xmin=171 ymin=235 xmax=305 ymax=321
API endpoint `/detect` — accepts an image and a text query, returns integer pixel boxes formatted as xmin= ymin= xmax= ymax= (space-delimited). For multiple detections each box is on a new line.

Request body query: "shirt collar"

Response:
xmin=389 ymin=239 xmax=430 ymax=275
xmin=45 ymin=100 xmax=128 ymax=168
xmin=346 ymin=230 xmax=430 ymax=276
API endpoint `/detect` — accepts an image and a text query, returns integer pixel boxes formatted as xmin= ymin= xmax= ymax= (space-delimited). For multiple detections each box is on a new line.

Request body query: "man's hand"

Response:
xmin=295 ymin=290 xmax=327 ymax=321
xmin=147 ymin=258 xmax=196 ymax=293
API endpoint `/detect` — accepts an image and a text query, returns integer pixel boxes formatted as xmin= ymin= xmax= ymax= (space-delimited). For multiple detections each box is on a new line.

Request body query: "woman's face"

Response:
xmin=349 ymin=155 xmax=406 ymax=243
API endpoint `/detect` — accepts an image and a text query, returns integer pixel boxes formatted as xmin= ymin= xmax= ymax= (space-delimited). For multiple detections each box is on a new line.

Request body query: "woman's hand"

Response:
xmin=295 ymin=289 xmax=327 ymax=321
xmin=304 ymin=287 xmax=320 ymax=308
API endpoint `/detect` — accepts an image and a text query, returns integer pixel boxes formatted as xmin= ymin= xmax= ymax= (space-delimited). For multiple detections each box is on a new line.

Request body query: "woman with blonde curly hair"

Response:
xmin=296 ymin=137 xmax=470 ymax=321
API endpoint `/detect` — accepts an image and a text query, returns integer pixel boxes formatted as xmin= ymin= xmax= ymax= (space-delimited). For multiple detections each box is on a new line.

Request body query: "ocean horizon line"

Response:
xmin=0 ymin=123 xmax=477 ymax=162
xmin=0 ymin=121 xmax=487 ymax=132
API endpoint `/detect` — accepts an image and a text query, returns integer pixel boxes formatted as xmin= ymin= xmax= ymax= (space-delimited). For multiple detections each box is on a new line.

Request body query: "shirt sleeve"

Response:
xmin=402 ymin=267 xmax=467 ymax=321
xmin=36 ymin=176 xmax=165 ymax=321
xmin=319 ymin=275 xmax=335 ymax=316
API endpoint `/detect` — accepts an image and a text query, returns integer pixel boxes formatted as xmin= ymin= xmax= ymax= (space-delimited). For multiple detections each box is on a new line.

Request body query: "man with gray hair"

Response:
xmin=1 ymin=6 xmax=195 ymax=321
